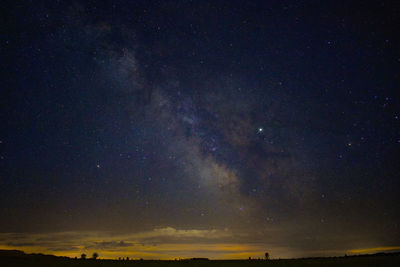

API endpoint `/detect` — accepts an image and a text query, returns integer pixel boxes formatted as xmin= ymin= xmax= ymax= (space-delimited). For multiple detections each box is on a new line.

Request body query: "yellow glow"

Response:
xmin=222 ymin=251 xmax=267 ymax=259
xmin=0 ymin=242 xmax=266 ymax=259
xmin=347 ymin=246 xmax=400 ymax=254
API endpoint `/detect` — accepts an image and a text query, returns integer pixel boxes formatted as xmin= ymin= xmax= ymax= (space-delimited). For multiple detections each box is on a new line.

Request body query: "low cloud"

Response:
xmin=347 ymin=246 xmax=400 ymax=254
xmin=0 ymin=227 xmax=235 ymax=259
xmin=132 ymin=227 xmax=231 ymax=240
xmin=85 ymin=241 xmax=134 ymax=250
xmin=1 ymin=227 xmax=395 ymax=259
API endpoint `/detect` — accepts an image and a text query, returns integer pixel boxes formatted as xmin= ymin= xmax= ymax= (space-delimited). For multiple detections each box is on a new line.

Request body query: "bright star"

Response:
xmin=258 ymin=127 xmax=263 ymax=133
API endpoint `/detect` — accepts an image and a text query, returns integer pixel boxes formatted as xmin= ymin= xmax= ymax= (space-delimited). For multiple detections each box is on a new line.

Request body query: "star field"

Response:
xmin=1 ymin=0 xmax=399 ymax=259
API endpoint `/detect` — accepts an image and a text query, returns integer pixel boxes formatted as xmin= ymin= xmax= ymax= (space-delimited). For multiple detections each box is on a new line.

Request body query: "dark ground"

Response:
xmin=1 ymin=254 xmax=400 ymax=267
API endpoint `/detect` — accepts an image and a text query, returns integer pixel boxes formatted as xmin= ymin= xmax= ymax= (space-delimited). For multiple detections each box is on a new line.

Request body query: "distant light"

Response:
xmin=258 ymin=127 xmax=263 ymax=133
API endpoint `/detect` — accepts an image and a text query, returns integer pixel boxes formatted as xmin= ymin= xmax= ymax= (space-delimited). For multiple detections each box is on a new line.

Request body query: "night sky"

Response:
xmin=1 ymin=0 xmax=400 ymax=259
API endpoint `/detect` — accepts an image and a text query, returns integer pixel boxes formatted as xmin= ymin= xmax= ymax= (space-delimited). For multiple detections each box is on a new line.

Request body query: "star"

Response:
xmin=2 ymin=0 xmax=399 ymax=260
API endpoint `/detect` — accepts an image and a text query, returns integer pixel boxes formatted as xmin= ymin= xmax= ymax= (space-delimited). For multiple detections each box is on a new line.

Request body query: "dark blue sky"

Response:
xmin=1 ymin=0 xmax=399 ymax=259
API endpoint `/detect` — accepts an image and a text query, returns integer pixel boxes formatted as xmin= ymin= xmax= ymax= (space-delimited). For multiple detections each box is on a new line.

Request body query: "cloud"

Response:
xmin=132 ymin=227 xmax=231 ymax=240
xmin=347 ymin=246 xmax=400 ymax=254
xmin=47 ymin=246 xmax=81 ymax=252
xmin=1 ymin=228 xmax=395 ymax=259
xmin=0 ymin=227 xmax=234 ymax=258
xmin=85 ymin=241 xmax=134 ymax=250
xmin=5 ymin=242 xmax=36 ymax=247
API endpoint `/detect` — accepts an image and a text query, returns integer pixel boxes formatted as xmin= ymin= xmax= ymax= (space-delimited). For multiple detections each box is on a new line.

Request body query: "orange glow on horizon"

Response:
xmin=0 ymin=243 xmax=267 ymax=260
xmin=347 ymin=246 xmax=400 ymax=254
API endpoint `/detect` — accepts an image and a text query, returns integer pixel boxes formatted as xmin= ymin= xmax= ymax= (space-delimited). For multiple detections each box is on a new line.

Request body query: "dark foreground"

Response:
xmin=1 ymin=253 xmax=400 ymax=267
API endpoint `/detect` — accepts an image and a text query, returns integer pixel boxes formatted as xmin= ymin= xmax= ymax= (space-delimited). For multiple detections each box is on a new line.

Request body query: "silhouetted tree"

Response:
xmin=126 ymin=256 xmax=129 ymax=260
xmin=265 ymin=252 xmax=269 ymax=260
xmin=80 ymin=253 xmax=86 ymax=259
xmin=92 ymin=252 xmax=98 ymax=259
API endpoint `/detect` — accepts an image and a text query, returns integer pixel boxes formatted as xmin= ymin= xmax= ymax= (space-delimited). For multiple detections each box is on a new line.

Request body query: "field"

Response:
xmin=1 ymin=254 xmax=400 ymax=267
